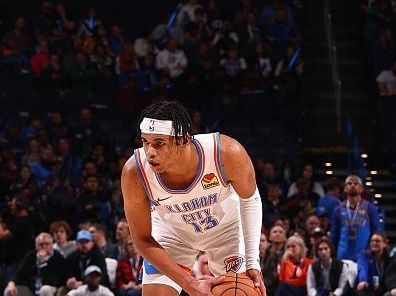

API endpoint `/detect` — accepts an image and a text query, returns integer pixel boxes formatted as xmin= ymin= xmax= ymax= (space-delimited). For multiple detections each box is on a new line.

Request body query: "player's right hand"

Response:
xmin=186 ymin=275 xmax=225 ymax=296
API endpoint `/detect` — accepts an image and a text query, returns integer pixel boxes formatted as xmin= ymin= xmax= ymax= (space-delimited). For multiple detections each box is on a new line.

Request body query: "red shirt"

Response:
xmin=278 ymin=257 xmax=313 ymax=287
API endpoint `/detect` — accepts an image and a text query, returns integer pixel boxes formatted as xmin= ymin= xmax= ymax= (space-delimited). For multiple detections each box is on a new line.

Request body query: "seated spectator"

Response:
xmin=30 ymin=146 xmax=55 ymax=188
xmin=30 ymin=39 xmax=50 ymax=76
xmin=3 ymin=232 xmax=66 ymax=296
xmin=176 ymin=0 xmax=204 ymax=25
xmin=115 ymin=220 xmax=130 ymax=260
xmin=376 ymin=60 xmax=396 ymax=96
xmin=1 ymin=17 xmax=33 ymax=54
xmin=258 ymin=161 xmax=283 ymax=198
xmin=384 ymin=256 xmax=396 ymax=296
xmin=89 ymin=223 xmax=118 ymax=259
xmin=307 ymin=239 xmax=348 ymax=296
xmin=47 ymin=110 xmax=70 ymax=144
xmin=317 ymin=177 xmax=341 ymax=223
xmin=8 ymin=165 xmax=38 ymax=200
xmin=259 ymin=232 xmax=269 ymax=260
xmin=56 ymin=137 xmax=82 ymax=182
xmin=287 ymin=178 xmax=320 ymax=218
xmin=22 ymin=138 xmax=41 ymax=166
xmin=356 ymin=232 xmax=391 ymax=296
xmin=288 ymin=164 xmax=324 ymax=198
xmin=0 ymin=196 xmax=34 ymax=283
xmin=76 ymin=175 xmax=109 ymax=225
xmin=262 ymin=184 xmax=287 ymax=228
xmin=50 ymin=221 xmax=77 ymax=258
xmin=155 ymin=38 xmax=188 ymax=79
xmin=275 ymin=235 xmax=313 ymax=296
xmin=261 ymin=224 xmax=287 ymax=296
xmin=68 ymin=52 xmax=96 ymax=97
xmin=78 ymin=7 xmax=103 ymax=37
xmin=65 ymin=230 xmax=109 ymax=292
xmin=67 ymin=265 xmax=114 ymax=296
xmin=39 ymin=54 xmax=68 ymax=92
xmin=267 ymin=8 xmax=300 ymax=60
xmin=116 ymin=236 xmax=142 ymax=296
xmin=307 ymin=227 xmax=326 ymax=259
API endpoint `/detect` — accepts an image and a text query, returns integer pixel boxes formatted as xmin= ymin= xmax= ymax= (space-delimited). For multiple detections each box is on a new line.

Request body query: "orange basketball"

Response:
xmin=211 ymin=273 xmax=262 ymax=296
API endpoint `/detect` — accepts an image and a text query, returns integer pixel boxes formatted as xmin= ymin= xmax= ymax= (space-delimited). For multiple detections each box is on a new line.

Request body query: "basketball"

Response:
xmin=211 ymin=273 xmax=262 ymax=296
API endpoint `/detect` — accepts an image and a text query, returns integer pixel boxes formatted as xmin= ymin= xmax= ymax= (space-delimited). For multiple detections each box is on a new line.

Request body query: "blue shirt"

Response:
xmin=318 ymin=194 xmax=340 ymax=219
xmin=330 ymin=199 xmax=381 ymax=261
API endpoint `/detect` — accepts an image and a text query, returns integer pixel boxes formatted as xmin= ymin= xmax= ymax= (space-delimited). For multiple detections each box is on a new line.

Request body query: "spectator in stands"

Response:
xmin=116 ymin=236 xmax=142 ymax=296
xmin=307 ymin=238 xmax=348 ymax=296
xmin=89 ymin=223 xmax=118 ymax=259
xmin=258 ymin=161 xmax=284 ymax=198
xmin=90 ymin=45 xmax=113 ymax=77
xmin=330 ymin=175 xmax=382 ymax=261
xmin=56 ymin=137 xmax=82 ymax=182
xmin=115 ymin=220 xmax=130 ymax=260
xmin=376 ymin=60 xmax=396 ymax=96
xmin=30 ymin=145 xmax=55 ymax=188
xmin=267 ymin=8 xmax=300 ymax=60
xmin=76 ymin=175 xmax=109 ymax=225
xmin=8 ymin=165 xmax=38 ymax=200
xmin=260 ymin=232 xmax=269 ymax=259
xmin=220 ymin=45 xmax=247 ymax=82
xmin=48 ymin=110 xmax=70 ymax=144
xmin=356 ymin=232 xmax=391 ymax=296
xmin=22 ymin=138 xmax=41 ymax=166
xmin=78 ymin=7 xmax=103 ymax=37
xmin=287 ymin=178 xmax=320 ymax=221
xmin=275 ymin=235 xmax=313 ymax=296
xmin=109 ymin=25 xmax=125 ymax=56
xmin=65 ymin=230 xmax=109 ymax=291
xmin=307 ymin=227 xmax=326 ymax=259
xmin=318 ymin=177 xmax=341 ymax=222
xmin=115 ymin=44 xmax=139 ymax=89
xmin=262 ymin=184 xmax=287 ymax=228
xmin=305 ymin=214 xmax=321 ymax=237
xmin=68 ymin=52 xmax=96 ymax=97
xmin=1 ymin=17 xmax=33 ymax=54
xmin=3 ymin=232 xmax=66 ymax=296
xmin=261 ymin=224 xmax=287 ymax=296
xmin=384 ymin=256 xmax=396 ymax=296
xmin=21 ymin=117 xmax=42 ymax=144
xmin=50 ymin=221 xmax=77 ymax=258
xmin=67 ymin=265 xmax=114 ymax=296
xmin=30 ymin=39 xmax=50 ymax=76
xmin=155 ymin=38 xmax=188 ymax=79
xmin=176 ymin=0 xmax=204 ymax=25
xmin=39 ymin=54 xmax=68 ymax=93
xmin=0 ymin=196 xmax=34 ymax=282
xmin=288 ymin=164 xmax=324 ymax=198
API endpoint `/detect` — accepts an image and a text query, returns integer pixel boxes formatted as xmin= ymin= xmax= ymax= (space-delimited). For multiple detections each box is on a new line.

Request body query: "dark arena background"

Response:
xmin=0 ymin=0 xmax=395 ymax=295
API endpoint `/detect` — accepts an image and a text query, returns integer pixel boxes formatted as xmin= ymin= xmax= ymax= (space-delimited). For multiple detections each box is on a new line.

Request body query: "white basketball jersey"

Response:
xmin=134 ymin=132 xmax=242 ymax=244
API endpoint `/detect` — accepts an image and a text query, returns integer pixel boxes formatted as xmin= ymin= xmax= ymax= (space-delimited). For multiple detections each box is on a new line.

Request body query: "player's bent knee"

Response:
xmin=143 ymin=284 xmax=180 ymax=296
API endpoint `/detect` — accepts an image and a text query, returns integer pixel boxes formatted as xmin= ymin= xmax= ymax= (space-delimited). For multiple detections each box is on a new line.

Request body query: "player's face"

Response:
xmin=141 ymin=133 xmax=181 ymax=173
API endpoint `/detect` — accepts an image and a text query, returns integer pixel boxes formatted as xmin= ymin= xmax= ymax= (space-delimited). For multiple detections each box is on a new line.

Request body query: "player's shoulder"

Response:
xmin=121 ymin=153 xmax=139 ymax=180
xmin=218 ymin=133 xmax=247 ymax=159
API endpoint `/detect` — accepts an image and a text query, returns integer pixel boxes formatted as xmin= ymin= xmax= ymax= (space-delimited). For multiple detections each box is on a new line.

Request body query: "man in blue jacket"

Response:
xmin=330 ymin=175 xmax=382 ymax=261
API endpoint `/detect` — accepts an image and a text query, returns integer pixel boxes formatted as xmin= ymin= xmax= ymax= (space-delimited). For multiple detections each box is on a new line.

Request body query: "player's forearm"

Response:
xmin=134 ymin=236 xmax=195 ymax=291
xmin=240 ymin=187 xmax=262 ymax=270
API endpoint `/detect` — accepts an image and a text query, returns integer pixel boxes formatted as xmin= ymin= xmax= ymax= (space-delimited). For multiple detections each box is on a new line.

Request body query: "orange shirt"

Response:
xmin=278 ymin=257 xmax=313 ymax=287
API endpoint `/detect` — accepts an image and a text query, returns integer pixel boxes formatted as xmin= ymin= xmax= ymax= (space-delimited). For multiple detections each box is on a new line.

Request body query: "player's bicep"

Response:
xmin=219 ymin=134 xmax=256 ymax=198
xmin=121 ymin=156 xmax=152 ymax=242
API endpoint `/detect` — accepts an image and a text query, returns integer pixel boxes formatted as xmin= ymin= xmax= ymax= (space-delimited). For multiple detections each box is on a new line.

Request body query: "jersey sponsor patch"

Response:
xmin=201 ymin=173 xmax=220 ymax=190
xmin=224 ymin=256 xmax=244 ymax=273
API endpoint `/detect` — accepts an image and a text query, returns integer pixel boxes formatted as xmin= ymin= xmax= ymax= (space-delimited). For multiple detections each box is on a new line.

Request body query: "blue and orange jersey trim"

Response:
xmin=134 ymin=149 xmax=159 ymax=206
xmin=155 ymin=139 xmax=205 ymax=194
xmin=214 ymin=132 xmax=229 ymax=186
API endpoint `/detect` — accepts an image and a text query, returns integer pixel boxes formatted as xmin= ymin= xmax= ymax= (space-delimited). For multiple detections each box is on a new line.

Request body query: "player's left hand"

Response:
xmin=246 ymin=269 xmax=266 ymax=296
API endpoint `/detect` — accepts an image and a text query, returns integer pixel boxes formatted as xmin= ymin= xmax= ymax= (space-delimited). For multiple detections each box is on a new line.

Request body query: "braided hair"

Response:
xmin=137 ymin=101 xmax=193 ymax=144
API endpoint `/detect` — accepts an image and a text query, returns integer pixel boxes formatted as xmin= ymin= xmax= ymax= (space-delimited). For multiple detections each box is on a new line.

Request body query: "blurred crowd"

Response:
xmin=361 ymin=0 xmax=396 ymax=161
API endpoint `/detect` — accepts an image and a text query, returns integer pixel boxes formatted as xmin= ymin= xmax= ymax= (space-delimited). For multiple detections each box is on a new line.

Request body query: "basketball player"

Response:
xmin=121 ymin=101 xmax=266 ymax=296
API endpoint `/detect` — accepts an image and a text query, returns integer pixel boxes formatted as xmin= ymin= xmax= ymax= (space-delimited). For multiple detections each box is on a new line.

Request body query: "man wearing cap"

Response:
xmin=330 ymin=175 xmax=382 ymax=261
xmin=65 ymin=230 xmax=109 ymax=291
xmin=67 ymin=265 xmax=114 ymax=296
